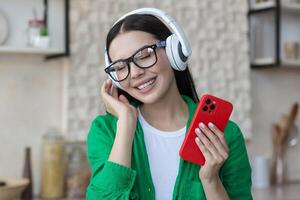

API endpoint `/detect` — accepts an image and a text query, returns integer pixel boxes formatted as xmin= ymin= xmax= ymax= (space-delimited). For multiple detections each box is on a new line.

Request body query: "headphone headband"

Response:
xmin=111 ymin=8 xmax=192 ymax=57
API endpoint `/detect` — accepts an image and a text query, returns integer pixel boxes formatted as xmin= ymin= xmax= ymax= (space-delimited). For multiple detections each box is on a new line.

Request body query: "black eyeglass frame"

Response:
xmin=104 ymin=40 xmax=166 ymax=82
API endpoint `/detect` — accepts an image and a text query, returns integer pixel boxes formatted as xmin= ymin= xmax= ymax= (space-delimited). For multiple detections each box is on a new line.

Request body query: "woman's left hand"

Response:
xmin=195 ymin=122 xmax=229 ymax=184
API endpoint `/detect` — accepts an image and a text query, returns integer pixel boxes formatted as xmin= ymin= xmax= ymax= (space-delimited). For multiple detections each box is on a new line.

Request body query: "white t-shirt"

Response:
xmin=138 ymin=108 xmax=186 ymax=200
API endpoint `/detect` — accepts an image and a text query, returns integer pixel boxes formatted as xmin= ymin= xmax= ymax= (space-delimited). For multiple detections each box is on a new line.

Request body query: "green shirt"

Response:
xmin=86 ymin=95 xmax=252 ymax=199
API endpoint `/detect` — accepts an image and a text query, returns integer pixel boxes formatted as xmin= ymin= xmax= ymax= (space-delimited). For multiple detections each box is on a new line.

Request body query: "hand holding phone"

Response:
xmin=179 ymin=94 xmax=233 ymax=166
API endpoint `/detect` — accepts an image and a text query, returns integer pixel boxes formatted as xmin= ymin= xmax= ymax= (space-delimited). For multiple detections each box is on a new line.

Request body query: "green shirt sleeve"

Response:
xmin=220 ymin=122 xmax=253 ymax=200
xmin=86 ymin=115 xmax=137 ymax=200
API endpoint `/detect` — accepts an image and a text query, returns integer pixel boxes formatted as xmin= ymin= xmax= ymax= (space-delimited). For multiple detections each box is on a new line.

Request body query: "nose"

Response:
xmin=130 ymin=62 xmax=145 ymax=79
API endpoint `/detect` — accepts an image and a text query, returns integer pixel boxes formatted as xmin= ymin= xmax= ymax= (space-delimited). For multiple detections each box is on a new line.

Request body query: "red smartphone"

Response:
xmin=179 ymin=94 xmax=233 ymax=166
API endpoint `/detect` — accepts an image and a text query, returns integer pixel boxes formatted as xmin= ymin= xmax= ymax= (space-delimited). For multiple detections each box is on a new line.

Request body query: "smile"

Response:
xmin=135 ymin=77 xmax=157 ymax=94
xmin=137 ymin=78 xmax=156 ymax=90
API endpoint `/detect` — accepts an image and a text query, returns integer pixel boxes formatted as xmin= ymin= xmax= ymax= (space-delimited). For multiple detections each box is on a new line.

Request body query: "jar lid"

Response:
xmin=43 ymin=127 xmax=64 ymax=142
xmin=28 ymin=19 xmax=44 ymax=26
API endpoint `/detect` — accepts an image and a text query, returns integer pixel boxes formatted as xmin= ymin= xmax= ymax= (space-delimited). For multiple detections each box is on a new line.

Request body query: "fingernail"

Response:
xmin=208 ymin=122 xmax=214 ymax=128
xmin=195 ymin=137 xmax=200 ymax=143
xmin=200 ymin=122 xmax=205 ymax=129
xmin=195 ymin=128 xmax=201 ymax=136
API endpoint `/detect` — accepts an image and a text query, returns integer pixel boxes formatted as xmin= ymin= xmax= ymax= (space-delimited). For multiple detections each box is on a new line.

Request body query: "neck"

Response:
xmin=140 ymin=81 xmax=189 ymax=131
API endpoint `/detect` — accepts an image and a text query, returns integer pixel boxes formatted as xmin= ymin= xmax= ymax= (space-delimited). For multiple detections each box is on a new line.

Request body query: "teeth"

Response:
xmin=137 ymin=78 xmax=155 ymax=90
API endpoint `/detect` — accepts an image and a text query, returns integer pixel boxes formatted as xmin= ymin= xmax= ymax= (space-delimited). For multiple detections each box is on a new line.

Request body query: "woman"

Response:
xmin=87 ymin=8 xmax=252 ymax=200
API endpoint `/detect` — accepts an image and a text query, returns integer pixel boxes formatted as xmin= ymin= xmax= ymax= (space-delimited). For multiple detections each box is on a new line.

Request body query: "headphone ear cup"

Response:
xmin=165 ymin=34 xmax=188 ymax=71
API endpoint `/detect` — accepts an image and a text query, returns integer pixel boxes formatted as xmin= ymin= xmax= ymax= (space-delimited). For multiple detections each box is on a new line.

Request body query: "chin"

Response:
xmin=130 ymin=86 xmax=169 ymax=105
xmin=138 ymin=94 xmax=160 ymax=104
xmin=128 ymin=91 xmax=159 ymax=105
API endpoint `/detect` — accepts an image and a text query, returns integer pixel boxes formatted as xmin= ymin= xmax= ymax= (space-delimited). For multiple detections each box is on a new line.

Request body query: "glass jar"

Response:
xmin=40 ymin=127 xmax=65 ymax=198
xmin=66 ymin=143 xmax=90 ymax=199
xmin=27 ymin=19 xmax=44 ymax=47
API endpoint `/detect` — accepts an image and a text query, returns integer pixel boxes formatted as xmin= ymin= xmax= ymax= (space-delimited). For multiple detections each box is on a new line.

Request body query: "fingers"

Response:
xmin=100 ymin=80 xmax=136 ymax=118
xmin=104 ymin=79 xmax=120 ymax=100
xmin=119 ymin=95 xmax=129 ymax=104
xmin=101 ymin=79 xmax=111 ymax=94
xmin=111 ymin=84 xmax=118 ymax=99
xmin=106 ymin=80 xmax=118 ymax=99
xmin=101 ymin=79 xmax=117 ymax=98
xmin=208 ymin=122 xmax=229 ymax=152
xmin=195 ymin=128 xmax=221 ymax=161
xmin=195 ymin=136 xmax=213 ymax=161
xmin=195 ymin=123 xmax=229 ymax=161
xmin=100 ymin=79 xmax=119 ymax=112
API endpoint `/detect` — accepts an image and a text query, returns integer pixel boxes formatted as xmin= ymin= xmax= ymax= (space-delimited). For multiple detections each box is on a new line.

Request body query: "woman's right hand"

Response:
xmin=100 ymin=79 xmax=138 ymax=122
xmin=102 ymin=80 xmax=137 ymax=166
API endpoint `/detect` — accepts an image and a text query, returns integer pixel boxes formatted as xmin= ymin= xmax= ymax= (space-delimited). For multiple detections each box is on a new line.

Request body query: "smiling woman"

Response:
xmin=86 ymin=8 xmax=252 ymax=200
xmin=107 ymin=30 xmax=179 ymax=105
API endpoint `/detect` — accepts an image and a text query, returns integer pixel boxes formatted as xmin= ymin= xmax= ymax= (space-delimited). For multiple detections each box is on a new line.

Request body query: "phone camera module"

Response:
xmin=205 ymin=99 xmax=211 ymax=105
xmin=202 ymin=106 xmax=208 ymax=111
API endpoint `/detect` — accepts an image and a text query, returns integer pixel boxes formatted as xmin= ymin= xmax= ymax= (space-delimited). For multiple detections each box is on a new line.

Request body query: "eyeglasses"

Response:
xmin=104 ymin=40 xmax=166 ymax=82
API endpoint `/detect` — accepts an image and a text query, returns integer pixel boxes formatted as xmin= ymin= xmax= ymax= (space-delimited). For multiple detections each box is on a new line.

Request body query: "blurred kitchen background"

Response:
xmin=0 ymin=0 xmax=300 ymax=199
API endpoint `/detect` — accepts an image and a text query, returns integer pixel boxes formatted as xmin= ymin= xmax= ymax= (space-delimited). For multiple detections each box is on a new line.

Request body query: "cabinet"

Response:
xmin=248 ymin=0 xmax=300 ymax=68
xmin=0 ymin=0 xmax=69 ymax=58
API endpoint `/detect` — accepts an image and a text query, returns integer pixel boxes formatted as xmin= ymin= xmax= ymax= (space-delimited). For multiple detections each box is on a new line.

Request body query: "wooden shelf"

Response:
xmin=249 ymin=0 xmax=300 ymax=68
xmin=251 ymin=57 xmax=276 ymax=66
xmin=0 ymin=46 xmax=64 ymax=55
xmin=250 ymin=1 xmax=276 ymax=12
xmin=0 ymin=0 xmax=69 ymax=58
xmin=282 ymin=2 xmax=300 ymax=12
xmin=281 ymin=58 xmax=300 ymax=66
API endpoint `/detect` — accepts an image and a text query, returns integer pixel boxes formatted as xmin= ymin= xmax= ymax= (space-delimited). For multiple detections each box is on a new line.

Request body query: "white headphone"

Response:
xmin=104 ymin=7 xmax=192 ymax=89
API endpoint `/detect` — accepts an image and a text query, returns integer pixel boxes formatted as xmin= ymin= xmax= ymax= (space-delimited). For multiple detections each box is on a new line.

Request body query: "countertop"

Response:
xmin=33 ymin=182 xmax=300 ymax=200
xmin=253 ymin=182 xmax=300 ymax=200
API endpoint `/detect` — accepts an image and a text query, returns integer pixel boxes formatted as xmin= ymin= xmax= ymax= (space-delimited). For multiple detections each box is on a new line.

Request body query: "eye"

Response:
xmin=134 ymin=48 xmax=153 ymax=60
xmin=113 ymin=62 xmax=127 ymax=71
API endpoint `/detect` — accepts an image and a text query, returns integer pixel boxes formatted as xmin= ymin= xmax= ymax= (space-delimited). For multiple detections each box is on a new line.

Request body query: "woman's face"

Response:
xmin=108 ymin=31 xmax=176 ymax=104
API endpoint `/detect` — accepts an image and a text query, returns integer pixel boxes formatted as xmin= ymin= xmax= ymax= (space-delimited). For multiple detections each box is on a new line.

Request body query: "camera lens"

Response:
xmin=205 ymin=99 xmax=211 ymax=105
xmin=202 ymin=106 xmax=208 ymax=111
xmin=210 ymin=104 xmax=215 ymax=110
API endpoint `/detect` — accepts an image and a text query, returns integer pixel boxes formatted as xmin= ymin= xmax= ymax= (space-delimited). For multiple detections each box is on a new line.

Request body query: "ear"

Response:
xmin=165 ymin=34 xmax=188 ymax=71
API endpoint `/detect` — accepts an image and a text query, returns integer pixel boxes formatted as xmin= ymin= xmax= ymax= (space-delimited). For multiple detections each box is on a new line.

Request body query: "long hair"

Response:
xmin=106 ymin=14 xmax=199 ymax=104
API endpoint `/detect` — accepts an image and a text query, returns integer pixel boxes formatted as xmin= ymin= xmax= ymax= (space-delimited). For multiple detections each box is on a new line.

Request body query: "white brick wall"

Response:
xmin=68 ymin=0 xmax=252 ymax=140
